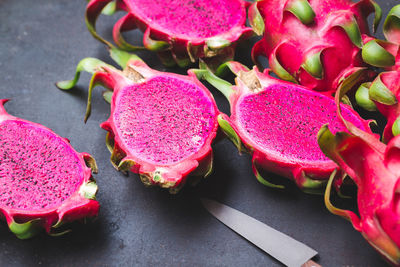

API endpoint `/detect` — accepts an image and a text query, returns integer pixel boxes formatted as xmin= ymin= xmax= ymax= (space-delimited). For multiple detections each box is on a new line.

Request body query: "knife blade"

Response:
xmin=201 ymin=198 xmax=319 ymax=267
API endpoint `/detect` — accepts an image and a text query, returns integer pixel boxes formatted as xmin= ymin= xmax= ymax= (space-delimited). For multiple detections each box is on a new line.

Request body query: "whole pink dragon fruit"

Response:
xmin=249 ymin=0 xmax=381 ymax=93
xmin=86 ymin=0 xmax=253 ymax=67
xmin=193 ymin=62 xmax=372 ymax=193
xmin=356 ymin=5 xmax=400 ymax=143
xmin=318 ymin=125 xmax=400 ymax=266
xmin=57 ymin=49 xmax=219 ymax=193
xmin=0 ymin=100 xmax=99 ymax=239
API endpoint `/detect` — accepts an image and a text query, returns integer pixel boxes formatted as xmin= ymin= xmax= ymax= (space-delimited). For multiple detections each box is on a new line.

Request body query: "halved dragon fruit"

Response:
xmin=0 ymin=99 xmax=99 ymax=239
xmin=56 ymin=50 xmax=219 ymax=193
xmin=86 ymin=0 xmax=253 ymax=67
xmin=193 ymin=62 xmax=372 ymax=193
xmin=318 ymin=126 xmax=400 ymax=265
xmin=249 ymin=0 xmax=381 ymax=93
xmin=356 ymin=5 xmax=400 ymax=143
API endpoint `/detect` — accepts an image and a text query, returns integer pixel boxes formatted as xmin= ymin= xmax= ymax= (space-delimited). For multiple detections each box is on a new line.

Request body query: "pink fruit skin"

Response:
xmin=219 ymin=64 xmax=372 ymax=191
xmin=319 ymin=127 xmax=400 ymax=266
xmin=0 ymin=99 xmax=99 ymax=237
xmin=86 ymin=0 xmax=253 ymax=66
xmin=250 ymin=0 xmax=378 ymax=93
xmin=89 ymin=60 xmax=219 ymax=191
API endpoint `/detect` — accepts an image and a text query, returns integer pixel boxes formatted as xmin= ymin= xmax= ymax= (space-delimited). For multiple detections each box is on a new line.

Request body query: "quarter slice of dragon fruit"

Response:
xmin=248 ymin=0 xmax=381 ymax=93
xmin=56 ymin=49 xmax=219 ymax=193
xmin=0 ymin=100 xmax=99 ymax=239
xmin=356 ymin=4 xmax=400 ymax=143
xmin=193 ymin=62 xmax=373 ymax=193
xmin=86 ymin=0 xmax=253 ymax=67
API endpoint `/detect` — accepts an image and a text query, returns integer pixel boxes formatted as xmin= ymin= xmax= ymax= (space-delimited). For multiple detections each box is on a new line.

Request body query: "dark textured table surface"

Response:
xmin=0 ymin=0 xmax=397 ymax=266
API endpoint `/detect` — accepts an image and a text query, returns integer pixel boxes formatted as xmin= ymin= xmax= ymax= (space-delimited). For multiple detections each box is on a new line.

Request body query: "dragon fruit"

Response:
xmin=356 ymin=5 xmax=400 ymax=143
xmin=193 ymin=62 xmax=372 ymax=193
xmin=318 ymin=125 xmax=400 ymax=265
xmin=316 ymin=68 xmax=400 ymax=265
xmin=85 ymin=0 xmax=253 ymax=67
xmin=56 ymin=49 xmax=219 ymax=193
xmin=249 ymin=0 xmax=381 ymax=93
xmin=0 ymin=99 xmax=99 ymax=239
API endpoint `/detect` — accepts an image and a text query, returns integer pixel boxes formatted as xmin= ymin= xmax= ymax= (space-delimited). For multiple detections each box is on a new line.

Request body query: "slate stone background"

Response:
xmin=0 ymin=0 xmax=396 ymax=266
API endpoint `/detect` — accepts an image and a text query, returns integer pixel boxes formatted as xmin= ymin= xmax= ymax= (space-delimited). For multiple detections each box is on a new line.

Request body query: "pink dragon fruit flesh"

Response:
xmin=318 ymin=125 xmax=400 ymax=266
xmin=249 ymin=0 xmax=381 ymax=93
xmin=86 ymin=0 xmax=253 ymax=67
xmin=0 ymin=100 xmax=99 ymax=239
xmin=193 ymin=62 xmax=373 ymax=193
xmin=56 ymin=49 xmax=219 ymax=193
xmin=356 ymin=5 xmax=400 ymax=143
